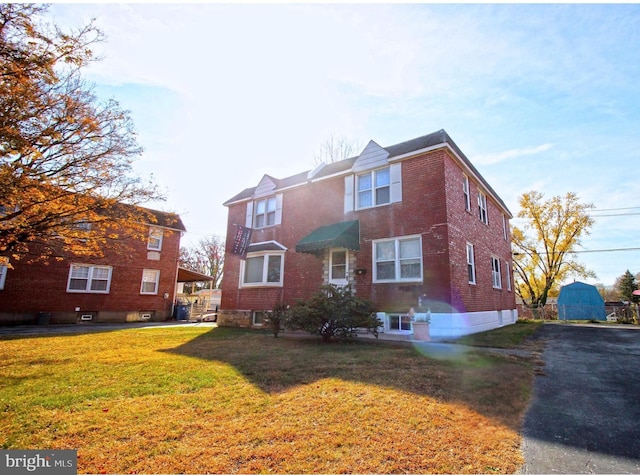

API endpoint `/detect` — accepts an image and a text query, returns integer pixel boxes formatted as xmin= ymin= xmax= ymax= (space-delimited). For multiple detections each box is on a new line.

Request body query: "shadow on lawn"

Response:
xmin=162 ymin=326 xmax=532 ymax=432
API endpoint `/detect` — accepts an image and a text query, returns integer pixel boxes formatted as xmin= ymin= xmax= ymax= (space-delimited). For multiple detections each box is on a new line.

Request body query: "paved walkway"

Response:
xmin=520 ymin=323 xmax=640 ymax=474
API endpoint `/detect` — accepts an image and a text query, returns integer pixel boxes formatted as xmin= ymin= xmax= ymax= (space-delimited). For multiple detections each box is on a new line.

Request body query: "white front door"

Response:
xmin=329 ymin=249 xmax=348 ymax=286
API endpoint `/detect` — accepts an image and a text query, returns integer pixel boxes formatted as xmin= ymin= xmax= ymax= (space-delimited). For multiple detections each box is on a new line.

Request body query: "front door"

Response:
xmin=329 ymin=249 xmax=348 ymax=286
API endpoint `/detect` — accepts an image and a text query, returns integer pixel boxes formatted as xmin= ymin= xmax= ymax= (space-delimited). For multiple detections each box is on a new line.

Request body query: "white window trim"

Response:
xmin=247 ymin=194 xmax=283 ymax=229
xmin=491 ymin=256 xmax=502 ymax=289
xmin=147 ymin=227 xmax=163 ymax=251
xmin=478 ymin=191 xmax=488 ymax=225
xmin=372 ymin=235 xmax=423 ymax=283
xmin=502 ymin=214 xmax=508 ymax=240
xmin=329 ymin=248 xmax=349 ymax=286
xmin=466 ymin=243 xmax=476 ymax=285
xmin=463 ymin=175 xmax=471 ymax=211
xmin=356 ymin=166 xmax=391 ymax=210
xmin=506 ymin=261 xmax=512 ymax=291
xmin=0 ymin=265 xmax=7 ymax=290
xmin=254 ymin=196 xmax=277 ymax=228
xmin=252 ymin=310 xmax=271 ymax=326
xmin=140 ymin=269 xmax=160 ymax=295
xmin=67 ymin=264 xmax=113 ymax=294
xmin=387 ymin=313 xmax=413 ymax=333
xmin=345 ymin=163 xmax=401 ymax=213
xmin=239 ymin=251 xmax=285 ymax=288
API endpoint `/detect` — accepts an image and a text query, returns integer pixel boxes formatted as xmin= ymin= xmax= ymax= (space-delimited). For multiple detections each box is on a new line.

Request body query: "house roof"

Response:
xmin=144 ymin=207 xmax=186 ymax=232
xmin=223 ymin=129 xmax=511 ymax=216
xmin=112 ymin=203 xmax=186 ymax=232
xmin=247 ymin=241 xmax=288 ymax=253
xmin=177 ymin=267 xmax=214 ymax=282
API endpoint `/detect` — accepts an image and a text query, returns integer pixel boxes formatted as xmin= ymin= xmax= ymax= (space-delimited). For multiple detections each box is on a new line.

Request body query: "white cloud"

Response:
xmin=474 ymin=143 xmax=554 ymax=166
xmin=43 ymin=4 xmax=640 ymax=285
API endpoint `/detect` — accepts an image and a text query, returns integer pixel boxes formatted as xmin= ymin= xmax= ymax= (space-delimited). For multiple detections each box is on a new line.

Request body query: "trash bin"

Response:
xmin=36 ymin=312 xmax=52 ymax=325
xmin=175 ymin=304 xmax=191 ymax=321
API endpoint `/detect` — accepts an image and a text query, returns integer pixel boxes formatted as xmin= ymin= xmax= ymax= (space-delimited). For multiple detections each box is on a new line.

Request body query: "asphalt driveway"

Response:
xmin=521 ymin=323 xmax=640 ymax=474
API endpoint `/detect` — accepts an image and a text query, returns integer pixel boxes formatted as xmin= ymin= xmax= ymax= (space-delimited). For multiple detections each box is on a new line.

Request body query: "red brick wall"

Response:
xmin=442 ymin=151 xmax=516 ymax=313
xmin=0 ymin=226 xmax=181 ymax=323
xmin=221 ymin=149 xmax=515 ymax=316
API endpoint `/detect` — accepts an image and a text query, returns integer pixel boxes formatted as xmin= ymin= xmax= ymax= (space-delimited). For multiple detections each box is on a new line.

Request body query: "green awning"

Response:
xmin=296 ymin=220 xmax=360 ymax=255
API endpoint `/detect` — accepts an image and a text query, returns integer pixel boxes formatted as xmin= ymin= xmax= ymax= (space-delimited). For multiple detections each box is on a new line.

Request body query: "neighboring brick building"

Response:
xmin=0 ymin=206 xmax=186 ymax=325
xmin=220 ymin=129 xmax=517 ymax=338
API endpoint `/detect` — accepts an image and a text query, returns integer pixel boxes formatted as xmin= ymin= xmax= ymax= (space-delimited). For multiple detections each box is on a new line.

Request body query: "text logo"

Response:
xmin=1 ymin=450 xmax=76 ymax=475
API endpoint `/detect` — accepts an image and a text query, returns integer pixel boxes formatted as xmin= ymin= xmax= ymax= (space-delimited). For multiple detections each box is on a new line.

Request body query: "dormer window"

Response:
xmin=255 ymin=197 xmax=277 ymax=228
xmin=357 ymin=167 xmax=390 ymax=209
xmin=245 ymin=194 xmax=283 ymax=229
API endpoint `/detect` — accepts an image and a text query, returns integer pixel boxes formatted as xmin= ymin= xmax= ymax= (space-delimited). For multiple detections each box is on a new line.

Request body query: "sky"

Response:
xmin=46 ymin=2 xmax=640 ymax=287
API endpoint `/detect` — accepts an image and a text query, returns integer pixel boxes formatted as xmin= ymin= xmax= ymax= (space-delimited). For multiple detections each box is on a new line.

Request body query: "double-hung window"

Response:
xmin=466 ymin=243 xmax=476 ymax=284
xmin=491 ymin=256 xmax=502 ymax=289
xmin=358 ymin=167 xmax=390 ymax=209
xmin=502 ymin=214 xmax=509 ymax=240
xmin=463 ymin=175 xmax=471 ymax=211
xmin=141 ymin=269 xmax=160 ymax=294
xmin=254 ymin=197 xmax=277 ymax=228
xmin=67 ymin=265 xmax=112 ymax=293
xmin=0 ymin=264 xmax=7 ymax=290
xmin=505 ymin=261 xmax=512 ymax=291
xmin=241 ymin=252 xmax=284 ymax=287
xmin=478 ymin=192 xmax=488 ymax=224
xmin=373 ymin=236 xmax=422 ymax=282
xmin=148 ymin=227 xmax=163 ymax=251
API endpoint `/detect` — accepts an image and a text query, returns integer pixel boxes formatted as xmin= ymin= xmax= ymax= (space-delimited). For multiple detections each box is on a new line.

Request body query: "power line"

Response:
xmin=513 ymin=211 xmax=640 ymax=220
xmin=573 ymin=247 xmax=640 ymax=254
xmin=511 ymin=205 xmax=640 ymax=220
xmin=589 ymin=206 xmax=640 ymax=212
xmin=513 ymin=247 xmax=640 ymax=256
xmin=587 ymin=212 xmax=640 ymax=217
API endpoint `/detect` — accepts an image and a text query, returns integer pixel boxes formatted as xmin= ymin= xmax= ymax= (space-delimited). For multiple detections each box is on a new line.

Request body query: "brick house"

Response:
xmin=220 ymin=129 xmax=517 ymax=338
xmin=0 ymin=206 xmax=186 ymax=325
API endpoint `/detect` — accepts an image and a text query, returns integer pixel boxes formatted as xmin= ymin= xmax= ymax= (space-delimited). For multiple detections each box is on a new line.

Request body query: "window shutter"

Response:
xmin=245 ymin=201 xmax=253 ymax=228
xmin=275 ymin=193 xmax=283 ymax=225
xmin=344 ymin=175 xmax=354 ymax=213
xmin=390 ymin=163 xmax=402 ymax=203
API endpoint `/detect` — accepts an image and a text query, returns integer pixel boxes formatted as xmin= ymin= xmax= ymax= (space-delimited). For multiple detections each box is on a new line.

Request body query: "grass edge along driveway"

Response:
xmin=0 ymin=322 xmax=542 ymax=474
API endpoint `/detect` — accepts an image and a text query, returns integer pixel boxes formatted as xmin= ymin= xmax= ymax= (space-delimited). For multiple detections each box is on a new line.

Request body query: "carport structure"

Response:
xmin=175 ymin=267 xmax=216 ymax=320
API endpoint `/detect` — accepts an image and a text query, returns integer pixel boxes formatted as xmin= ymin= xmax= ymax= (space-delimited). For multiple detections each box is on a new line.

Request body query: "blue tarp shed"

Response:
xmin=557 ymin=281 xmax=606 ymax=321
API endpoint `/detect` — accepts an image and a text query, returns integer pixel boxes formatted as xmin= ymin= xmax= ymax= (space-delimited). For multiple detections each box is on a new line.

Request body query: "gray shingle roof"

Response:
xmin=223 ymin=129 xmax=510 ymax=216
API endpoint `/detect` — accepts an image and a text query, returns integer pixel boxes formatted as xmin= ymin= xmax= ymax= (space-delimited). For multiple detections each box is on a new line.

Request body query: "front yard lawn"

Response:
xmin=455 ymin=320 xmax=543 ymax=348
xmin=0 ymin=326 xmax=535 ymax=473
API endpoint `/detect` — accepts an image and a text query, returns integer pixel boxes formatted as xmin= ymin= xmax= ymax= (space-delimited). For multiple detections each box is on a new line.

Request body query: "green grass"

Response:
xmin=0 ymin=326 xmax=535 ymax=473
xmin=454 ymin=320 xmax=544 ymax=348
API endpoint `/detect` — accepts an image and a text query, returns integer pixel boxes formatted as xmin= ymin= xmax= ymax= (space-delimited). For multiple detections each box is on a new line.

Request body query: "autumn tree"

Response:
xmin=179 ymin=235 xmax=225 ymax=289
xmin=0 ymin=4 xmax=162 ymax=263
xmin=512 ymin=191 xmax=595 ymax=309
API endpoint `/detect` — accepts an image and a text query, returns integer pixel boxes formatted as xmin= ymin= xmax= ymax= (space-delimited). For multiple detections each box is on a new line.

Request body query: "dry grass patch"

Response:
xmin=454 ymin=321 xmax=543 ymax=349
xmin=0 ymin=326 xmax=534 ymax=473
